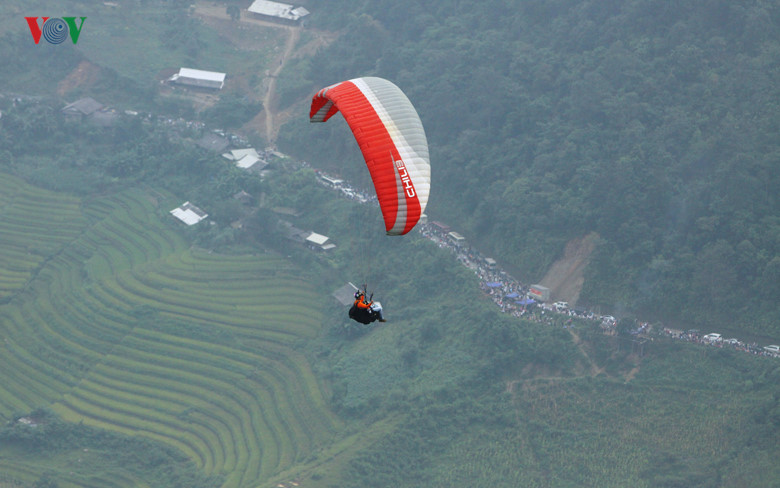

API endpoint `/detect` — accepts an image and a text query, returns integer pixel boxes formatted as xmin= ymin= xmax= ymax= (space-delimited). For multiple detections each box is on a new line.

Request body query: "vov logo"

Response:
xmin=25 ymin=17 xmax=86 ymax=45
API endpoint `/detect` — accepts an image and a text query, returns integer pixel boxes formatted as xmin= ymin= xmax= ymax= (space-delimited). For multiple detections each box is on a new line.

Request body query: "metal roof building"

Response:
xmin=169 ymin=68 xmax=226 ymax=90
xmin=222 ymin=148 xmax=269 ymax=172
xmin=248 ymin=0 xmax=310 ymax=23
xmin=170 ymin=202 xmax=208 ymax=226
xmin=318 ymin=174 xmax=344 ymax=187
xmin=306 ymin=232 xmax=335 ymax=251
xmin=61 ymin=97 xmax=119 ymax=126
xmin=447 ymin=231 xmax=466 ymax=244
xmin=223 ymin=148 xmax=260 ymax=161
xmin=62 ymin=97 xmax=104 ymax=116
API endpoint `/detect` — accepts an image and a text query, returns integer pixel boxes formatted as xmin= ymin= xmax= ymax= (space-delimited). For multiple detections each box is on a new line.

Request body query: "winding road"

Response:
xmin=193 ymin=2 xmax=306 ymax=146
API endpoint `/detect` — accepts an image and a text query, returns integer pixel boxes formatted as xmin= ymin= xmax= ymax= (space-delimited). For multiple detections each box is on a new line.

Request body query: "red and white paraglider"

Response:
xmin=310 ymin=77 xmax=430 ymax=236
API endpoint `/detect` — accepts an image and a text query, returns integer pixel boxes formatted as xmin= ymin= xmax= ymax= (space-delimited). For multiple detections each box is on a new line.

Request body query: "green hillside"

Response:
xmin=279 ymin=0 xmax=780 ymax=336
xmin=1 ymin=156 xmax=778 ymax=488
xmin=257 ymin=169 xmax=780 ymax=488
xmin=0 ymin=1 xmax=778 ymax=487
xmin=0 ymin=174 xmax=340 ymax=487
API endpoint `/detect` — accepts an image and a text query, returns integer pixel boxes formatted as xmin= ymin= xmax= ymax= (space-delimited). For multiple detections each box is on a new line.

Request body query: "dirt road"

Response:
xmin=193 ymin=2 xmax=337 ymax=146
xmin=192 ymin=3 xmax=301 ymax=144
xmin=261 ymin=24 xmax=301 ymax=144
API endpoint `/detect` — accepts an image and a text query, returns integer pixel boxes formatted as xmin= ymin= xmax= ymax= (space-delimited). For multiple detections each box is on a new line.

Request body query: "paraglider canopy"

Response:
xmin=310 ymin=77 xmax=430 ymax=235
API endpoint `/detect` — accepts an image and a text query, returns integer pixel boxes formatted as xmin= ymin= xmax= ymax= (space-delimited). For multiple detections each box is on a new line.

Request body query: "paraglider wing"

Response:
xmin=310 ymin=77 xmax=430 ymax=235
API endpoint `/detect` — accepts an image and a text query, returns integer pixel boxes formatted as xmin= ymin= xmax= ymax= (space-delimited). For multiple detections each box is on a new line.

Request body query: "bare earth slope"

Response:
xmin=539 ymin=232 xmax=598 ymax=306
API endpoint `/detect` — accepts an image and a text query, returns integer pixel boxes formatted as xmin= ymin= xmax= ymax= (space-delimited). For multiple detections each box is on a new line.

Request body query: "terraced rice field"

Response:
xmin=0 ymin=174 xmax=341 ymax=487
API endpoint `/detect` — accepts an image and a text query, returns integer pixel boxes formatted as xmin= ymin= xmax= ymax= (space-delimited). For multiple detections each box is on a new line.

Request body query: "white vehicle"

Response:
xmin=702 ymin=333 xmax=722 ymax=342
xmin=763 ymin=345 xmax=780 ymax=354
xmin=723 ymin=338 xmax=740 ymax=345
xmin=553 ymin=301 xmax=569 ymax=310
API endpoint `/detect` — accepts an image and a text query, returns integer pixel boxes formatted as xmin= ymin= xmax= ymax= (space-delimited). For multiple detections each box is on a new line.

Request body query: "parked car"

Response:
xmin=702 ymin=333 xmax=722 ymax=342
xmin=763 ymin=345 xmax=780 ymax=354
xmin=723 ymin=338 xmax=740 ymax=345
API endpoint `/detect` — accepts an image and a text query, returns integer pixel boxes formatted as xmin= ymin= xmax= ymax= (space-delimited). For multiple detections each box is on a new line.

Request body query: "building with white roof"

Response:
xmin=305 ymin=232 xmax=335 ymax=251
xmin=248 ymin=0 xmax=310 ymax=23
xmin=318 ymin=174 xmax=344 ymax=187
xmin=447 ymin=231 xmax=466 ymax=245
xmin=169 ymin=68 xmax=226 ymax=90
xmin=224 ymin=148 xmax=260 ymax=161
xmin=170 ymin=202 xmax=208 ymax=226
xmin=235 ymin=153 xmax=261 ymax=169
xmin=222 ymin=148 xmax=269 ymax=172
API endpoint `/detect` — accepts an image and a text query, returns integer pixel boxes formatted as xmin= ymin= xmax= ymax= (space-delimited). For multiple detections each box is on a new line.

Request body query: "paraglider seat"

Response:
xmin=349 ymin=304 xmax=379 ymax=325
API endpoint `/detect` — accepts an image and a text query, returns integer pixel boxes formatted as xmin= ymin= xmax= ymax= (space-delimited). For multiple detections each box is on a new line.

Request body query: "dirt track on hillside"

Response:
xmin=57 ymin=60 xmax=101 ymax=97
xmin=193 ymin=2 xmax=337 ymax=146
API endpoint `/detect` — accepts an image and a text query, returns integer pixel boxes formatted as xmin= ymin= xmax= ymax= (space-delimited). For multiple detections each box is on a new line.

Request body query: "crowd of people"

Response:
xmin=419 ymin=222 xmax=617 ymax=326
xmin=419 ymin=223 xmax=532 ymax=318
xmin=303 ymin=167 xmax=780 ymax=359
xmin=126 ymin=111 xmax=778 ymax=360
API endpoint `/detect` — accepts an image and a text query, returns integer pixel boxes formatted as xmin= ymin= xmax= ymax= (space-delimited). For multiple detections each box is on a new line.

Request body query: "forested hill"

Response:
xmin=280 ymin=0 xmax=780 ymax=335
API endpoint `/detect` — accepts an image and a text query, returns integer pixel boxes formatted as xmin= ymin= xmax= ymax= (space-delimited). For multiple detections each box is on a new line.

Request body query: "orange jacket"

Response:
xmin=354 ymin=295 xmax=372 ymax=309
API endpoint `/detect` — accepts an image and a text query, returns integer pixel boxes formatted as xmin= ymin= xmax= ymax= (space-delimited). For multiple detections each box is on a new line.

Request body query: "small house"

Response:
xmin=62 ymin=97 xmax=103 ymax=120
xmin=170 ymin=201 xmax=208 ymax=226
xmin=447 ymin=231 xmax=466 ymax=246
xmin=431 ymin=221 xmax=450 ymax=233
xmin=306 ymin=232 xmax=335 ymax=251
xmin=281 ymin=221 xmax=308 ymax=243
xmin=318 ymin=174 xmax=344 ymax=187
xmin=223 ymin=148 xmax=269 ymax=173
xmin=248 ymin=0 xmax=310 ymax=24
xmin=61 ymin=97 xmax=117 ymax=126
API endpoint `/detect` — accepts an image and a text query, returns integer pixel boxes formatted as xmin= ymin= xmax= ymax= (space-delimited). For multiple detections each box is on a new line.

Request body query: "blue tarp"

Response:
xmin=485 ymin=282 xmax=502 ymax=288
xmin=505 ymin=292 xmax=519 ymax=298
xmin=515 ymin=298 xmax=536 ymax=305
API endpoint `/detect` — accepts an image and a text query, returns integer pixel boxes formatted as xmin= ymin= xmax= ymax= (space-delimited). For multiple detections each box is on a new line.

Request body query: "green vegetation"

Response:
xmin=201 ymin=94 xmax=263 ymax=128
xmin=257 ymin=168 xmax=780 ymax=487
xmin=280 ymin=0 xmax=780 ymax=336
xmin=0 ymin=175 xmax=340 ymax=487
xmin=1 ymin=408 xmax=220 ymax=488
xmin=330 ymin=344 xmax=780 ymax=488
xmin=0 ymin=0 xmax=280 ymax=113
xmin=0 ymin=1 xmax=778 ymax=487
